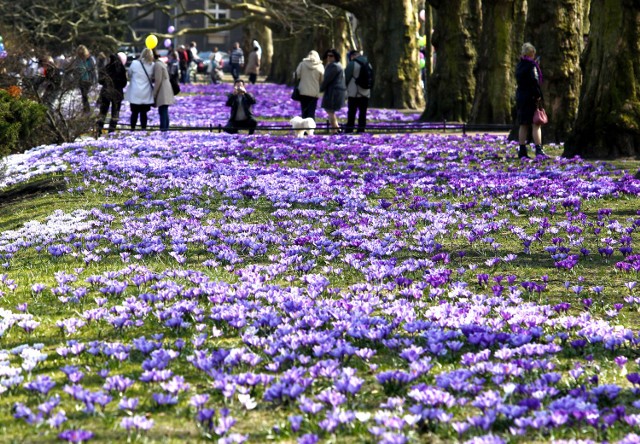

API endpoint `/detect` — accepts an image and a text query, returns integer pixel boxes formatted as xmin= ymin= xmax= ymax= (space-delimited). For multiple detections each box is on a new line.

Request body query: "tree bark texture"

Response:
xmin=317 ymin=0 xmax=424 ymax=109
xmin=525 ymin=0 xmax=584 ymax=143
xmin=420 ymin=5 xmax=434 ymax=104
xmin=268 ymin=21 xmax=349 ymax=84
xmin=357 ymin=0 xmax=424 ymax=109
xmin=421 ymin=0 xmax=481 ymax=122
xmin=564 ymin=0 xmax=640 ymax=158
xmin=469 ymin=0 xmax=526 ymax=124
xmin=244 ymin=22 xmax=273 ymax=77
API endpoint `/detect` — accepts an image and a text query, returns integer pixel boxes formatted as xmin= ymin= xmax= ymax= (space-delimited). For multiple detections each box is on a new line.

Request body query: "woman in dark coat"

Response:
xmin=515 ymin=42 xmax=545 ymax=158
xmin=320 ymin=49 xmax=346 ymax=134
xmin=96 ymin=53 xmax=127 ymax=136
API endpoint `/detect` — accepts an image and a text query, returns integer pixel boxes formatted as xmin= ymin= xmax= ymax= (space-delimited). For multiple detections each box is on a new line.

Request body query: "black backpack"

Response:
xmin=355 ymin=59 xmax=374 ymax=89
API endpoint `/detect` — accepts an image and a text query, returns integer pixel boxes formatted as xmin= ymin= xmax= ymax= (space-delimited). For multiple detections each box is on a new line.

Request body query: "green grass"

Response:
xmin=1 ymin=140 xmax=640 ymax=442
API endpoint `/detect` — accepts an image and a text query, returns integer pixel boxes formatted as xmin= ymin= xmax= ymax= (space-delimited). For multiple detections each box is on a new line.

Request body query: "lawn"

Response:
xmin=1 ymin=84 xmax=640 ymax=444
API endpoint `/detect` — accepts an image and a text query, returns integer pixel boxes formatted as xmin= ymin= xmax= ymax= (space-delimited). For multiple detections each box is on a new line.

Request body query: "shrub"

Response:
xmin=0 ymin=88 xmax=47 ymax=157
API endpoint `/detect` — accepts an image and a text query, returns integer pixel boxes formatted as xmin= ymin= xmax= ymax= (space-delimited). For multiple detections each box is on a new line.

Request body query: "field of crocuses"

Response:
xmin=1 ymin=83 xmax=640 ymax=444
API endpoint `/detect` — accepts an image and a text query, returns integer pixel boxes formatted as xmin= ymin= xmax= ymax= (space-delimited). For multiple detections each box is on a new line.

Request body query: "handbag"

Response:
xmin=533 ymin=100 xmax=548 ymax=125
xmin=291 ymin=74 xmax=301 ymax=101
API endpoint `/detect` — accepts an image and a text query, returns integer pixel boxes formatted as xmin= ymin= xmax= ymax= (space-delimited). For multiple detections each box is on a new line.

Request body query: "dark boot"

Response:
xmin=95 ymin=120 xmax=104 ymax=139
xmin=518 ymin=145 xmax=530 ymax=159
xmin=535 ymin=145 xmax=547 ymax=157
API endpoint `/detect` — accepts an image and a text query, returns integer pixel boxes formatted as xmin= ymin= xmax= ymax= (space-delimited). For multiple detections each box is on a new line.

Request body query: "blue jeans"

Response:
xmin=231 ymin=63 xmax=241 ymax=81
xmin=158 ymin=105 xmax=169 ymax=131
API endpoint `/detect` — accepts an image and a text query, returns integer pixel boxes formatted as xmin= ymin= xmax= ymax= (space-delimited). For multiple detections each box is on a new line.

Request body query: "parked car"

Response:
xmin=155 ymin=49 xmax=169 ymax=64
xmin=117 ymin=46 xmax=140 ymax=68
xmin=196 ymin=51 xmax=231 ymax=74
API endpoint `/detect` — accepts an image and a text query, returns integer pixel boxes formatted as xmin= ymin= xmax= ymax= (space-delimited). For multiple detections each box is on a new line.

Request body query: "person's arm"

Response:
xmin=344 ymin=61 xmax=355 ymax=86
xmin=244 ymin=93 xmax=256 ymax=106
xmin=225 ymin=94 xmax=235 ymax=107
xmin=320 ymin=64 xmax=337 ymax=92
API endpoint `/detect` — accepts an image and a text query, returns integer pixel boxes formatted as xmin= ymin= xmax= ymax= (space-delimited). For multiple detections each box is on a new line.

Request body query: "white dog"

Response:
xmin=290 ymin=116 xmax=316 ymax=138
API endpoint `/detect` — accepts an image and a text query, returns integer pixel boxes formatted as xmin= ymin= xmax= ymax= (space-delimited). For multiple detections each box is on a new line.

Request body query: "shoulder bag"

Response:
xmin=533 ymin=99 xmax=548 ymax=126
xmin=291 ymin=73 xmax=301 ymax=101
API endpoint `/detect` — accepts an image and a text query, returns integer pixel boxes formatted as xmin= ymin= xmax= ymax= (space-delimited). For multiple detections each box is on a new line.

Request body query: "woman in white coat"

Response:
xmin=152 ymin=52 xmax=175 ymax=131
xmin=126 ymin=48 xmax=155 ymax=130
xmin=294 ymin=50 xmax=324 ymax=120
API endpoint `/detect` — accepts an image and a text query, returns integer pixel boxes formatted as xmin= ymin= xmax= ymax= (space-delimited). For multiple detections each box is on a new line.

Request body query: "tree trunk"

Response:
xmin=316 ymin=0 xmax=424 ymax=109
xmin=421 ymin=5 xmax=434 ymax=104
xmin=525 ymin=0 xmax=585 ymax=144
xmin=357 ymin=0 xmax=424 ymax=109
xmin=469 ymin=0 xmax=526 ymax=124
xmin=564 ymin=0 xmax=640 ymax=158
xmin=267 ymin=22 xmax=348 ymax=84
xmin=244 ymin=23 xmax=273 ymax=78
xmin=420 ymin=0 xmax=481 ymax=122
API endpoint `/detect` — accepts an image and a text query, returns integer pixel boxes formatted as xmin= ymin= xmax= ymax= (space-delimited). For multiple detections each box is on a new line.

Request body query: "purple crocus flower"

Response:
xmin=58 ymin=429 xmax=94 ymax=443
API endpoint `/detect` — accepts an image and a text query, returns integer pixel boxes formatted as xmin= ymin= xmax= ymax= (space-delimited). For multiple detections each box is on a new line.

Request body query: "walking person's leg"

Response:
xmin=345 ymin=97 xmax=357 ymax=133
xmin=130 ymin=104 xmax=140 ymax=130
xmin=109 ymin=99 xmax=122 ymax=133
xmin=357 ymin=97 xmax=368 ymax=133
xmin=140 ymin=105 xmax=150 ymax=130
xmin=158 ymin=105 xmax=169 ymax=131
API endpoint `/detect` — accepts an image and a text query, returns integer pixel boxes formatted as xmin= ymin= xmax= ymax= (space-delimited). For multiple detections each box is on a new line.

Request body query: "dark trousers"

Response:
xmin=248 ymin=73 xmax=257 ymax=84
xmin=231 ymin=64 xmax=241 ymax=81
xmin=97 ymin=96 xmax=123 ymax=133
xmin=224 ymin=118 xmax=257 ymax=135
xmin=130 ymin=104 xmax=151 ymax=130
xmin=299 ymin=96 xmax=318 ymax=120
xmin=158 ymin=105 xmax=170 ymax=131
xmin=79 ymin=81 xmax=92 ymax=113
xmin=345 ymin=96 xmax=369 ymax=133
xmin=180 ymin=65 xmax=189 ymax=84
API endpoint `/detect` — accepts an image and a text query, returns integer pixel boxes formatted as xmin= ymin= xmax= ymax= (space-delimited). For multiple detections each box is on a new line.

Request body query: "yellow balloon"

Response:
xmin=145 ymin=35 xmax=158 ymax=50
xmin=418 ymin=35 xmax=427 ymax=47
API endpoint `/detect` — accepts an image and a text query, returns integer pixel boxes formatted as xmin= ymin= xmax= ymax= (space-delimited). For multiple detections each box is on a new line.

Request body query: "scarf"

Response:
xmin=521 ymin=55 xmax=543 ymax=84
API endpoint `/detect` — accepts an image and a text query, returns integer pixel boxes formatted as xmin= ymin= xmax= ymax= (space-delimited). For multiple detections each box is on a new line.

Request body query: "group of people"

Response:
xmin=223 ymin=47 xmax=374 ymax=136
xmin=29 ymin=39 xmax=546 ymax=154
xmin=293 ymin=48 xmax=373 ymax=134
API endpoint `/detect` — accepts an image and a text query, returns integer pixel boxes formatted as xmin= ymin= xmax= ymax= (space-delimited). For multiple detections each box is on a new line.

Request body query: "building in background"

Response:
xmin=126 ymin=1 xmax=243 ymax=55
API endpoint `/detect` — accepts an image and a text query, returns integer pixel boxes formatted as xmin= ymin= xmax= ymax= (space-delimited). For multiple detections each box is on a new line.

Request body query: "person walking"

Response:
xmin=125 ymin=48 xmax=155 ymax=130
xmin=72 ymin=45 xmax=97 ymax=113
xmin=320 ymin=49 xmax=346 ymax=134
xmin=177 ymin=45 xmax=190 ymax=84
xmin=245 ymin=45 xmax=260 ymax=84
xmin=209 ymin=47 xmax=224 ymax=84
xmin=344 ymin=50 xmax=372 ymax=133
xmin=223 ymin=79 xmax=257 ymax=135
xmin=515 ymin=42 xmax=546 ymax=158
xmin=96 ymin=53 xmax=127 ymax=136
xmin=152 ymin=51 xmax=176 ymax=131
xmin=294 ymin=50 xmax=324 ymax=120
xmin=230 ymin=42 xmax=245 ymax=82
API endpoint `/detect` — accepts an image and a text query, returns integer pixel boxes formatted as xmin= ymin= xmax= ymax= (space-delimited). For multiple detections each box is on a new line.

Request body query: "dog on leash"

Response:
xmin=290 ymin=116 xmax=316 ymax=137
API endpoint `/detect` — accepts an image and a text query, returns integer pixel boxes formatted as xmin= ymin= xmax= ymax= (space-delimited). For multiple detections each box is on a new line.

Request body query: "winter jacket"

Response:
xmin=126 ymin=60 xmax=155 ymax=105
xmin=153 ymin=60 xmax=175 ymax=107
xmin=345 ymin=55 xmax=371 ymax=99
xmin=98 ymin=54 xmax=127 ymax=101
xmin=225 ymin=92 xmax=256 ymax=122
xmin=245 ymin=50 xmax=260 ymax=75
xmin=295 ymin=57 xmax=324 ymax=98
xmin=320 ymin=62 xmax=346 ymax=112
